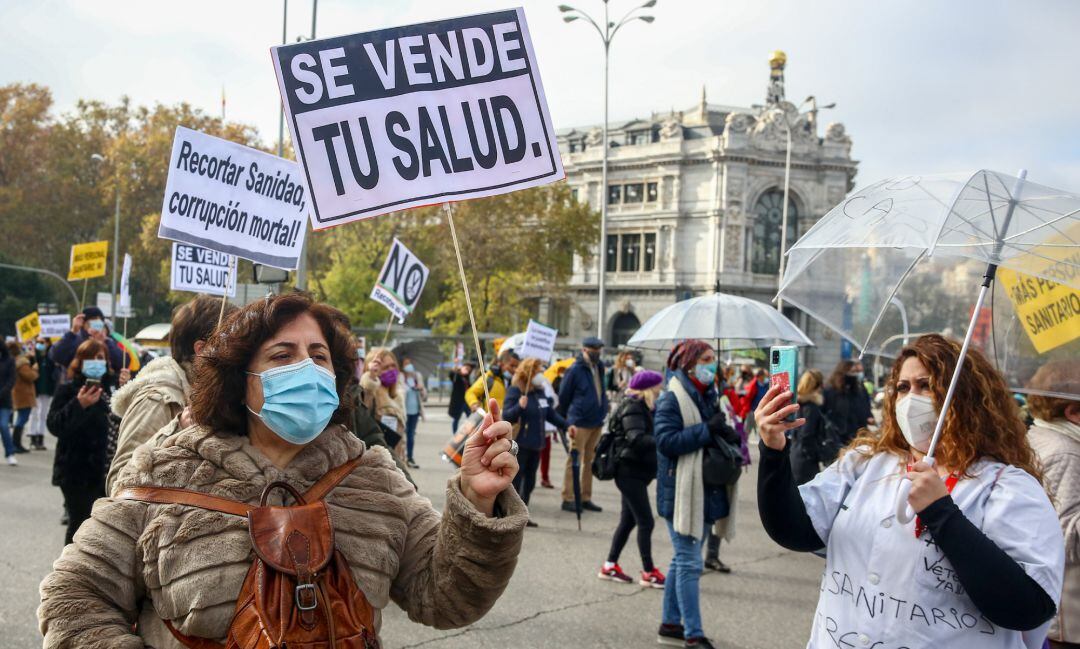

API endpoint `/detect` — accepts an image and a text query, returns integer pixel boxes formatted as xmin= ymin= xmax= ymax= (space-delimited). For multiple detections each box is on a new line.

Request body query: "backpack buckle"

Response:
xmin=295 ymin=583 xmax=318 ymax=611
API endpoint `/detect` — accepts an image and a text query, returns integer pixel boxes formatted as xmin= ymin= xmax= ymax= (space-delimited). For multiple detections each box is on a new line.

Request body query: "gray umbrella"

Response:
xmin=391 ymin=340 xmax=443 ymax=381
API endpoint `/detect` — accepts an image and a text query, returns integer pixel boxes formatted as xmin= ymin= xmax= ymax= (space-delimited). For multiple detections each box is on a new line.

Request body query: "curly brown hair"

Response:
xmin=511 ymin=357 xmax=544 ymax=392
xmin=848 ymin=333 xmax=1042 ymax=481
xmin=189 ymin=293 xmax=357 ymax=435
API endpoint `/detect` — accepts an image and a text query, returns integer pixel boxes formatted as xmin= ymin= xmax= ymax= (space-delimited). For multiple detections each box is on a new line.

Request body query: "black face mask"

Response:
xmin=585 ymin=350 xmax=601 ymax=364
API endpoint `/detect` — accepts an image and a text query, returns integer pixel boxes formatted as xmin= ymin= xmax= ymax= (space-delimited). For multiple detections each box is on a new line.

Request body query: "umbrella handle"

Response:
xmin=895 ymin=478 xmax=916 ymax=524
xmin=895 ymin=455 xmax=935 ymax=524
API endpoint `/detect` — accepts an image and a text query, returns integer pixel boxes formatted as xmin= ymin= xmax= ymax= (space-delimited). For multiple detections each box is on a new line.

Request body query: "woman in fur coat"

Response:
xmin=38 ymin=293 xmax=526 ymax=648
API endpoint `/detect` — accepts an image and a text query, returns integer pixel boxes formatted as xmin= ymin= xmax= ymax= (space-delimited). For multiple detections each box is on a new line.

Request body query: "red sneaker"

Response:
xmin=640 ymin=568 xmax=666 ymax=589
xmin=598 ymin=563 xmax=634 ymax=584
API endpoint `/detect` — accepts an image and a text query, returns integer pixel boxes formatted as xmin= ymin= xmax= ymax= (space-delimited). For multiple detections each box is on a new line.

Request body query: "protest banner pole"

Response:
xmin=81 ymin=279 xmax=88 ymax=310
xmin=381 ymin=313 xmax=394 ymax=348
xmin=217 ymin=256 xmax=237 ymax=326
xmin=443 ymin=202 xmax=490 ymax=406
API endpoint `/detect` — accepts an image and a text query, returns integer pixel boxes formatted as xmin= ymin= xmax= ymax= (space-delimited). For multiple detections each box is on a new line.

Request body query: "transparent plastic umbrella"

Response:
xmin=626 ymin=292 xmax=813 ymax=351
xmin=779 ymin=170 xmax=1078 ymax=399
xmin=777 ymin=169 xmax=1080 ymax=522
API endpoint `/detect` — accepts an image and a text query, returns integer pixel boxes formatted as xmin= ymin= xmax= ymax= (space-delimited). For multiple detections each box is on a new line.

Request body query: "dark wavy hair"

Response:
xmin=847 ymin=334 xmax=1041 ymax=481
xmin=189 ymin=292 xmax=357 ymax=435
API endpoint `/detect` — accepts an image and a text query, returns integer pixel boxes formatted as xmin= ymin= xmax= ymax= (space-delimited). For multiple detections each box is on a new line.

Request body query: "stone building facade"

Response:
xmin=546 ymin=54 xmax=858 ymax=370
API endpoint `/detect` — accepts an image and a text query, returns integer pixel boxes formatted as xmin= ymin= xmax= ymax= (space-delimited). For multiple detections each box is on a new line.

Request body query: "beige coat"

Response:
xmin=39 ymin=424 xmax=527 ymax=648
xmin=106 ymin=355 xmax=190 ymax=494
xmin=360 ymin=372 xmax=406 ymax=432
xmin=1030 ymin=422 xmax=1080 ymax=643
xmin=13 ymin=355 xmax=38 ymax=410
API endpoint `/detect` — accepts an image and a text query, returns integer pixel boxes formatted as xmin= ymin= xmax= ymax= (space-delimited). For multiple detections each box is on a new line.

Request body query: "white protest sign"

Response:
xmin=40 ymin=314 xmax=71 ymax=339
xmin=118 ymin=253 xmax=133 ymax=315
xmin=519 ymin=318 xmax=557 ymax=362
xmin=158 ymin=126 xmax=308 ymax=269
xmin=170 ymin=242 xmax=237 ymax=297
xmin=370 ymin=238 xmax=429 ymax=323
xmin=96 ymin=292 xmax=114 ymax=318
xmin=271 ymin=8 xmax=564 ymax=229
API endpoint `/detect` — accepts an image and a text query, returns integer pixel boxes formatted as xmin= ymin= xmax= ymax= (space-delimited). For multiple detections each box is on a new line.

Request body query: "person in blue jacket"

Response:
xmin=503 ymin=357 xmax=568 ymax=526
xmin=654 ymin=339 xmax=739 ymax=649
xmin=49 ymin=307 xmax=125 ymax=374
xmin=557 ymin=336 xmax=609 ymax=513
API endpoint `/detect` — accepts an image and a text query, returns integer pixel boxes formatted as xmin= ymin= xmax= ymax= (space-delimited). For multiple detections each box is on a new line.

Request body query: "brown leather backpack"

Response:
xmin=117 ymin=455 xmax=380 ymax=649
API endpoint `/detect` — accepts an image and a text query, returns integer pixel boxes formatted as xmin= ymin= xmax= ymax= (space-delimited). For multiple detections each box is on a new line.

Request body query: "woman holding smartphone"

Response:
xmin=756 ymin=334 xmax=1064 ymax=648
xmin=47 ymin=339 xmax=116 ymax=543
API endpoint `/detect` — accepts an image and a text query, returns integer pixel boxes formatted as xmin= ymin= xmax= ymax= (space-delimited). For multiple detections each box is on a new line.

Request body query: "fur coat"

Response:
xmin=38 ymin=424 xmax=527 ymax=648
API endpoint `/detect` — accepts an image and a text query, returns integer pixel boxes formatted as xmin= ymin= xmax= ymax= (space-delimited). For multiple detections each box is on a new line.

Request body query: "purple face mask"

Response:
xmin=379 ymin=368 xmax=399 ymax=387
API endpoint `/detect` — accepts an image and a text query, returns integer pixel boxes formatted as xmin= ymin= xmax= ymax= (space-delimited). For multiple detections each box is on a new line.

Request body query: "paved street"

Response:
xmin=0 ymin=410 xmax=822 ymax=648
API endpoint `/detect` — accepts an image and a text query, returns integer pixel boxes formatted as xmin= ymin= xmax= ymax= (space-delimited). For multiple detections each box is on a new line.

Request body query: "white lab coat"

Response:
xmin=799 ymin=447 xmax=1064 ymax=649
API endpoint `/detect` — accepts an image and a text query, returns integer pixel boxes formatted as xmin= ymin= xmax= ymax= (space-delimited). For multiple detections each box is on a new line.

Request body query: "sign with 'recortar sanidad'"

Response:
xmin=271 ymin=8 xmax=564 ymax=228
xmin=158 ymin=126 xmax=308 ymax=269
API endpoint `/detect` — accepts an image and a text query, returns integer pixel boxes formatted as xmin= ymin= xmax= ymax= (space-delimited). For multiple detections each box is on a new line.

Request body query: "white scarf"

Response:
xmin=1033 ymin=418 xmax=1080 ymax=446
xmin=669 ymin=378 xmax=705 ymax=540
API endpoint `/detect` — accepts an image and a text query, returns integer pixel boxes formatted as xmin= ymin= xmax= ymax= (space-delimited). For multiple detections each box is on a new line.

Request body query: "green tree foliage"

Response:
xmin=0 ymin=83 xmax=263 ymax=329
xmin=311 ymin=183 xmax=598 ymax=335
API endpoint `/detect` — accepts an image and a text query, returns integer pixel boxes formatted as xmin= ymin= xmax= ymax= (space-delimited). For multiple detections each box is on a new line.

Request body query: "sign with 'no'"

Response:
xmin=370 ymin=238 xmax=429 ymax=322
xmin=271 ymin=8 xmax=564 ymax=228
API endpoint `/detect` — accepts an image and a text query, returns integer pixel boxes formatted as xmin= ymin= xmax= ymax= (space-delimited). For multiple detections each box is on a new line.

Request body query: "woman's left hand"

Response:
xmin=906 ymin=461 xmax=950 ymax=513
xmin=460 ymin=398 xmax=518 ymax=516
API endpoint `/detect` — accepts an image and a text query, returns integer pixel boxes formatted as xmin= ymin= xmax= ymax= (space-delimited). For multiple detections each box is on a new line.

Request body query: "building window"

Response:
xmin=610 ymin=311 xmax=642 ymax=347
xmin=605 ymin=235 xmax=618 ymax=272
xmin=608 ymin=181 xmax=659 ymax=206
xmin=570 ymin=187 xmax=579 ymax=202
xmin=751 ymin=189 xmax=798 ymax=275
xmin=620 ymin=233 xmax=641 ymax=271
xmin=644 ymin=233 xmax=656 ymax=271
xmin=608 ymin=184 xmax=622 ymax=205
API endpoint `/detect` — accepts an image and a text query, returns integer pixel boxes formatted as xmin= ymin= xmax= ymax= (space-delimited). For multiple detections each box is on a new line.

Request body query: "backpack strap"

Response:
xmin=114 ymin=486 xmax=254 ymax=517
xmin=115 ymin=452 xmax=364 ymax=515
xmin=303 ymin=453 xmax=363 ymax=503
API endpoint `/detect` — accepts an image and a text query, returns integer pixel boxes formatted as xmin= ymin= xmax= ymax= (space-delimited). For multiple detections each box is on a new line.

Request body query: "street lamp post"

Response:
xmin=90 ymin=153 xmax=122 ymax=317
xmin=559 ymin=0 xmax=656 ymax=341
xmin=776 ymin=95 xmax=834 ymax=311
xmin=294 ymin=0 xmax=318 ymax=291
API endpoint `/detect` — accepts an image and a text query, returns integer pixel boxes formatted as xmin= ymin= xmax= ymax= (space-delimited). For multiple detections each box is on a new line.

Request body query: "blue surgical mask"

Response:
xmin=35 ymin=343 xmax=45 ymax=352
xmin=82 ymin=359 xmax=107 ymax=379
xmin=403 ymin=364 xmax=415 ymax=373
xmin=693 ymin=361 xmax=717 ymax=385
xmin=503 ymin=370 xmax=513 ymax=381
xmin=247 ymin=358 xmax=340 ymax=445
xmin=88 ymin=319 xmax=105 ymax=332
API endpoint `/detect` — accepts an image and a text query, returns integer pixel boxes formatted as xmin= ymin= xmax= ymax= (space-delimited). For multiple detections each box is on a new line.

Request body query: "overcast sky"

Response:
xmin=5 ymin=0 xmax=1079 ymax=190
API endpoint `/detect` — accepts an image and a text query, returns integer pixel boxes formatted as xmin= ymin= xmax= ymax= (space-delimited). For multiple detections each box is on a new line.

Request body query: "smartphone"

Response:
xmin=769 ymin=346 xmax=799 ymax=423
xmin=85 ymin=378 xmax=101 ymax=387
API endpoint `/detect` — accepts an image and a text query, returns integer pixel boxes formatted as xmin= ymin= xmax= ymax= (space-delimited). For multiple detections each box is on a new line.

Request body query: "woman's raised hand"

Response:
xmin=459 ymin=398 xmax=518 ymax=516
xmin=754 ymin=383 xmax=805 ymax=451
xmin=76 ymin=384 xmax=102 ymax=409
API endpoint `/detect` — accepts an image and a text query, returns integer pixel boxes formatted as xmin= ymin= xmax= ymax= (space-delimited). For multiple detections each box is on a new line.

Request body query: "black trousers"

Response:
xmin=512 ymin=448 xmax=541 ymax=506
xmin=61 ymin=482 xmax=105 ymax=545
xmin=607 ymin=474 xmax=655 ymax=572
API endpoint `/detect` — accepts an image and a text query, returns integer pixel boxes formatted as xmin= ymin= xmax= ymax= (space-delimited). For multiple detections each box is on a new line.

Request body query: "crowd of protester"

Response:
xmin=0 ymin=294 xmax=1067 ymax=649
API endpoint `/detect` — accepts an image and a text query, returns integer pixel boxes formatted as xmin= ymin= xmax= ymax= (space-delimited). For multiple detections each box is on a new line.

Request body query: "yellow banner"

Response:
xmin=16 ymin=311 xmax=41 ymax=342
xmin=68 ymin=240 xmax=109 ymax=280
xmin=998 ymin=268 xmax=1080 ymax=353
